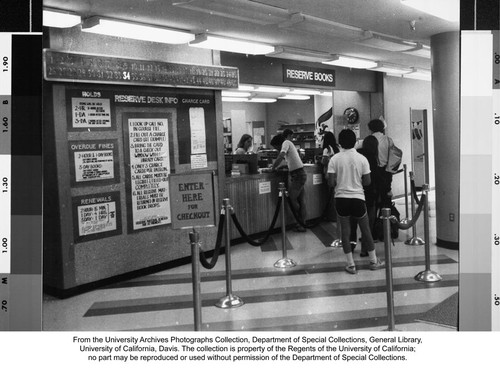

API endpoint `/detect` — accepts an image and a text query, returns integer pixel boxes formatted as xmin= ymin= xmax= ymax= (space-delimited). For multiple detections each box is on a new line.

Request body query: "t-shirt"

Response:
xmin=327 ymin=148 xmax=370 ymax=200
xmin=281 ymin=140 xmax=303 ymax=172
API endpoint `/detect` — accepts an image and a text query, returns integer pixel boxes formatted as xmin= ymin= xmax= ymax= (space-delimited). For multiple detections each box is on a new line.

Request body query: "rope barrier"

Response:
xmin=230 ymin=197 xmax=282 ymax=246
xmin=411 ymin=178 xmax=423 ymax=206
xmin=389 ymin=193 xmax=426 ymax=230
xmin=198 ymin=211 xmax=226 ymax=269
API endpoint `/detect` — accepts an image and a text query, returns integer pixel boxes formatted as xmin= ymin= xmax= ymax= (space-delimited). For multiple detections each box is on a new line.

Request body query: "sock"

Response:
xmin=368 ymin=250 xmax=377 ymax=263
xmin=345 ymin=252 xmax=355 ymax=267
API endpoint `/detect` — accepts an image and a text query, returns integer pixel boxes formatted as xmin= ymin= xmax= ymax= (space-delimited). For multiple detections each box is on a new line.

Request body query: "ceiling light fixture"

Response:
xmin=81 ymin=17 xmax=195 ymax=44
xmin=222 ymin=97 xmax=249 ymax=102
xmin=266 ymin=46 xmax=332 ymax=63
xmin=401 ymin=0 xmax=459 ymax=22
xmin=322 ymin=55 xmax=378 ymax=69
xmin=189 ymin=34 xmax=275 ymax=55
xmin=369 ymin=62 xmax=413 ymax=74
xmin=289 ymin=89 xmax=321 ymax=95
xmin=248 ymin=98 xmax=277 ymax=103
xmin=278 ymin=95 xmax=310 ymax=100
xmin=403 ymin=68 xmax=432 ymax=81
xmin=356 ymin=31 xmax=417 ymax=52
xmin=43 ymin=9 xmax=81 ymax=28
xmin=402 ymin=43 xmax=431 ymax=58
xmin=221 ymin=91 xmax=252 ymax=98
xmin=237 ymin=85 xmax=255 ymax=91
xmin=255 ymin=86 xmax=290 ymax=94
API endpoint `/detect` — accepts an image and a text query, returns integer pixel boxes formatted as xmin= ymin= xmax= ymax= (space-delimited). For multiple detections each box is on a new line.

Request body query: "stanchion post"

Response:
xmin=274 ymin=182 xmax=297 ymax=268
xmin=215 ymin=199 xmax=244 ymax=308
xmin=403 ymin=164 xmax=409 ymax=219
xmin=189 ymin=228 xmax=202 ymax=331
xmin=382 ymin=208 xmax=396 ymax=331
xmin=415 ymin=185 xmax=442 ymax=283
xmin=405 ymin=171 xmax=425 ymax=246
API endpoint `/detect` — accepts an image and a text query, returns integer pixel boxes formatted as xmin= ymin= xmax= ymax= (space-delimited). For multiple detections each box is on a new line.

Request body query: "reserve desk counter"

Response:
xmin=224 ymin=165 xmax=331 ymax=240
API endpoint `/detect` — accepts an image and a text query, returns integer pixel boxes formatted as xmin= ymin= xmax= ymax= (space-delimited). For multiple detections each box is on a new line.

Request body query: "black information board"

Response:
xmin=43 ymin=49 xmax=239 ymax=89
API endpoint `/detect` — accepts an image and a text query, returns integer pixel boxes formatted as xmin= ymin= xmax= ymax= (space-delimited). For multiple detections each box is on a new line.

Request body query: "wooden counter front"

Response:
xmin=224 ymin=165 xmax=332 ymax=240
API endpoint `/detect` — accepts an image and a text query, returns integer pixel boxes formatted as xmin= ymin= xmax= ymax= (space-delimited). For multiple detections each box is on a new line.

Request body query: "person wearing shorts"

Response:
xmin=327 ymin=129 xmax=385 ymax=274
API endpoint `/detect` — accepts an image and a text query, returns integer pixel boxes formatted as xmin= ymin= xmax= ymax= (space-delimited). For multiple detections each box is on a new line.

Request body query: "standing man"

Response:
xmin=271 ymin=129 xmax=307 ymax=232
xmin=327 ymin=129 xmax=384 ymax=274
xmin=368 ymin=118 xmax=392 ymax=208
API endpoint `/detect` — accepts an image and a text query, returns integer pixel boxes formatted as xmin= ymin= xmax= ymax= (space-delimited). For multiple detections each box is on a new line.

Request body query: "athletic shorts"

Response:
xmin=335 ymin=198 xmax=367 ymax=218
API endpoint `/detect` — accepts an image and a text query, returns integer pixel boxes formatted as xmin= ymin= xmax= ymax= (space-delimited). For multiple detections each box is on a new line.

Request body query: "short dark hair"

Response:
xmin=368 ymin=119 xmax=385 ymax=133
xmin=338 ymin=129 xmax=356 ymax=149
xmin=270 ymin=134 xmax=284 ymax=149
xmin=283 ymin=128 xmax=294 ymax=138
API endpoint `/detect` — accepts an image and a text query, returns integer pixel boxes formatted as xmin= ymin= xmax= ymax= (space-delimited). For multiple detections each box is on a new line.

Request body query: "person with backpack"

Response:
xmin=368 ymin=118 xmax=394 ymax=209
xmin=327 ymin=129 xmax=385 ymax=275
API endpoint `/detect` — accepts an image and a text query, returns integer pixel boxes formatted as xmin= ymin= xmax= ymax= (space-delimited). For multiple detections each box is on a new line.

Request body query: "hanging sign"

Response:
xmin=169 ymin=172 xmax=215 ymax=230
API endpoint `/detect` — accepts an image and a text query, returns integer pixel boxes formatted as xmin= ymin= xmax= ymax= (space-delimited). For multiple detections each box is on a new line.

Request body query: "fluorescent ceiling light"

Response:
xmin=318 ymin=91 xmax=332 ymax=97
xmin=266 ymin=46 xmax=332 ymax=63
xmin=322 ymin=55 xmax=377 ymax=69
xmin=81 ymin=17 xmax=194 ymax=44
xmin=369 ymin=62 xmax=413 ymax=74
xmin=356 ymin=31 xmax=417 ymax=51
xmin=401 ymin=0 xmax=459 ymax=22
xmin=256 ymin=86 xmax=290 ymax=93
xmin=43 ymin=9 xmax=81 ymax=28
xmin=222 ymin=97 xmax=249 ymax=102
xmin=404 ymin=68 xmax=432 ymax=81
xmin=237 ymin=85 xmax=255 ymax=91
xmin=189 ymin=34 xmax=275 ymax=55
xmin=402 ymin=43 xmax=431 ymax=58
xmin=249 ymin=98 xmax=277 ymax=103
xmin=289 ymin=89 xmax=321 ymax=95
xmin=221 ymin=91 xmax=252 ymax=98
xmin=278 ymin=95 xmax=310 ymax=100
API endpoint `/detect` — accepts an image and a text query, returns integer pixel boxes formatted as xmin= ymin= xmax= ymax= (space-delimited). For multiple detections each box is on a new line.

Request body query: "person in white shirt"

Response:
xmin=327 ymin=129 xmax=385 ymax=274
xmin=271 ymin=129 xmax=307 ymax=232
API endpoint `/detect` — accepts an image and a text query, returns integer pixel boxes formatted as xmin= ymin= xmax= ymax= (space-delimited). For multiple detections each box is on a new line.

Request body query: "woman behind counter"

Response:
xmin=234 ymin=134 xmax=253 ymax=154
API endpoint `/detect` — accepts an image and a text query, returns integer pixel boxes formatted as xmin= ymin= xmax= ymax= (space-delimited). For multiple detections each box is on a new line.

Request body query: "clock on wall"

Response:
xmin=343 ymin=107 xmax=359 ymax=124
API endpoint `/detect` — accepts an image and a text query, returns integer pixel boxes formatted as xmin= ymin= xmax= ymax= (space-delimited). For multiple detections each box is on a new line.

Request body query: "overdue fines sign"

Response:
xmin=169 ymin=172 xmax=215 ymax=229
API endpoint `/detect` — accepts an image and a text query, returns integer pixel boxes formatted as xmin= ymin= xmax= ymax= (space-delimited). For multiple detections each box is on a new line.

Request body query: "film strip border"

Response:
xmin=459 ymin=0 xmax=500 ymax=331
xmin=0 ymin=0 xmax=42 ymax=331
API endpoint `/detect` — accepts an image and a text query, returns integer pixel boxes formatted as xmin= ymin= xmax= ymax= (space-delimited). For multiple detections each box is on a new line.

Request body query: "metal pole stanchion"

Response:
xmin=415 ymin=184 xmax=442 ymax=283
xmin=382 ymin=208 xmax=396 ymax=331
xmin=274 ymin=182 xmax=297 ymax=268
xmin=405 ymin=171 xmax=425 ymax=246
xmin=403 ymin=164 xmax=409 ymax=220
xmin=189 ymin=228 xmax=202 ymax=331
xmin=216 ymin=199 xmax=244 ymax=308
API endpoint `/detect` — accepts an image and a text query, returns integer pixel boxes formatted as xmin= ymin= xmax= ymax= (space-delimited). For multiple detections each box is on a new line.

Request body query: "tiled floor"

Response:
xmin=43 ymin=193 xmax=459 ymax=332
